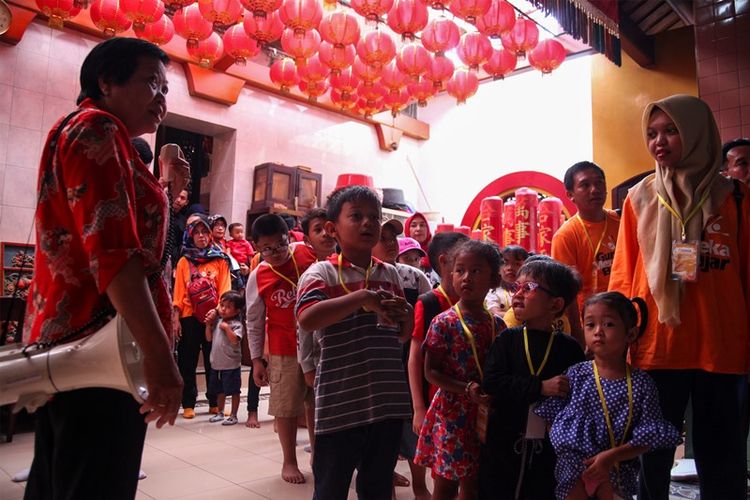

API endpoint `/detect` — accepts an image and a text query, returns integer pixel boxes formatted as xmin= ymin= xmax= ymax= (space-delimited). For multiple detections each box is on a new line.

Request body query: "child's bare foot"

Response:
xmin=245 ymin=411 xmax=260 ymax=428
xmin=281 ymin=463 xmax=305 ymax=484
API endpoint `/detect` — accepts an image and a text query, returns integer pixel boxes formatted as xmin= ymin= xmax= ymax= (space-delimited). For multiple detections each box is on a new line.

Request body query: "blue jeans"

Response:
xmin=638 ymin=369 xmax=747 ymax=500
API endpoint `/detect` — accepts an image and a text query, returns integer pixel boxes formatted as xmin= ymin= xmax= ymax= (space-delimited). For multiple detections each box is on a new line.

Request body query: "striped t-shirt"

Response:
xmin=295 ymin=254 xmax=411 ymax=435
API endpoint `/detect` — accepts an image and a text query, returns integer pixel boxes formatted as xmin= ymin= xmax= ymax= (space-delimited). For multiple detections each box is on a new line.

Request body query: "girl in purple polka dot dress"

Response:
xmin=535 ymin=292 xmax=680 ymax=500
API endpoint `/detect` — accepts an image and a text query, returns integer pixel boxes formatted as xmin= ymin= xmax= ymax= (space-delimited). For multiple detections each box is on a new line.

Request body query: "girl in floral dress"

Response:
xmin=414 ymin=240 xmax=506 ymax=499
xmin=535 ymin=292 xmax=680 ymax=499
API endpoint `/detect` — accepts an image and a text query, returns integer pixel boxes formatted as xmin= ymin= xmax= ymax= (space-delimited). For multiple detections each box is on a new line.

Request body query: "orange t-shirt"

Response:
xmin=173 ymin=257 xmax=232 ymax=319
xmin=552 ymin=209 xmax=620 ymax=311
xmin=608 ymin=188 xmax=750 ymax=374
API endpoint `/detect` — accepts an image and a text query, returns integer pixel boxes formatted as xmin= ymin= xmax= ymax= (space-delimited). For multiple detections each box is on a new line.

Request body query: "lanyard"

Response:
xmin=656 ymin=187 xmax=713 ymax=241
xmin=338 ymin=253 xmax=372 ymax=294
xmin=593 ymin=361 xmax=633 ymax=474
xmin=454 ymin=304 xmax=495 ymax=379
xmin=576 ymin=213 xmax=608 ymax=265
xmin=267 ymin=248 xmax=300 ymax=289
xmin=523 ymin=326 xmax=554 ymax=376
xmin=436 ymin=284 xmax=454 ymax=307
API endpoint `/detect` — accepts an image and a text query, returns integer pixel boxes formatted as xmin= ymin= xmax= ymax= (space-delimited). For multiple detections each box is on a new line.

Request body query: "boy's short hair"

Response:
xmin=301 ymin=207 xmax=328 ymax=236
xmin=325 ymin=186 xmax=381 ymax=222
xmin=563 ymin=161 xmax=605 ymax=192
xmin=228 ymin=222 xmax=243 ymax=234
xmin=251 ymin=214 xmax=288 ymax=242
xmin=451 ymin=240 xmax=502 ymax=279
xmin=518 ymin=259 xmax=581 ymax=316
xmin=427 ymin=232 xmax=469 ymax=276
xmin=220 ymin=290 xmax=245 ymax=311
xmin=501 ymin=245 xmax=530 ymax=262
xmin=722 ymin=138 xmax=750 ymax=162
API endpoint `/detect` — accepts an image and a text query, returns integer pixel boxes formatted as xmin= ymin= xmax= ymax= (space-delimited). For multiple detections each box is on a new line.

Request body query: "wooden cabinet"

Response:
xmin=296 ymin=169 xmax=322 ymax=210
xmin=252 ymin=163 xmax=298 ymax=212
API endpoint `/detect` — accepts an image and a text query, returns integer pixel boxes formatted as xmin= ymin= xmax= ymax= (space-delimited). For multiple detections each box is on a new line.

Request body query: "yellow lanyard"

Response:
xmin=338 ymin=253 xmax=372 ymax=294
xmin=523 ymin=326 xmax=554 ymax=376
xmin=436 ymin=284 xmax=454 ymax=307
xmin=454 ymin=304 xmax=495 ymax=379
xmin=267 ymin=249 xmax=300 ymax=289
xmin=576 ymin=213 xmax=608 ymax=265
xmin=656 ymin=187 xmax=713 ymax=241
xmin=593 ymin=361 xmax=633 ymax=473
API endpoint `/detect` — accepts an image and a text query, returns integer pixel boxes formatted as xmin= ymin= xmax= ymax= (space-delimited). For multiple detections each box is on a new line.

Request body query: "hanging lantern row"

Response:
xmin=33 ymin=0 xmax=567 ymax=109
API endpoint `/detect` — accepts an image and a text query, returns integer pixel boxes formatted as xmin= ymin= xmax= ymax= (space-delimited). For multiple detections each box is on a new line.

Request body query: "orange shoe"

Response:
xmin=209 ymin=406 xmax=220 ymax=415
xmin=183 ymin=408 xmax=195 ymax=419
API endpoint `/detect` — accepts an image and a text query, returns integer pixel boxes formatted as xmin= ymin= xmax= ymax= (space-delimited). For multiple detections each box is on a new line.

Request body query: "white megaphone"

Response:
xmin=0 ymin=315 xmax=148 ymax=413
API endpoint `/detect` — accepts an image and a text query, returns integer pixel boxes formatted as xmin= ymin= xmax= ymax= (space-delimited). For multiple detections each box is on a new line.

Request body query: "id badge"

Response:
xmin=524 ymin=404 xmax=546 ymax=440
xmin=476 ymin=402 xmax=489 ymax=444
xmin=671 ymin=240 xmax=699 ymax=282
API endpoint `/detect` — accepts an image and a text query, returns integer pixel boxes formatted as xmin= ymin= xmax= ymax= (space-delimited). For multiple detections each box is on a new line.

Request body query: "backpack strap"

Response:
xmin=187 ymin=260 xmax=201 ymax=281
xmin=420 ymin=290 xmax=442 ymax=335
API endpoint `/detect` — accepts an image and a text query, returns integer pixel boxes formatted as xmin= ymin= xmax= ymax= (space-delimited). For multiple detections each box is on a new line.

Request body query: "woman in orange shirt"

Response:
xmin=173 ymin=218 xmax=232 ymax=418
xmin=609 ymin=94 xmax=750 ymax=500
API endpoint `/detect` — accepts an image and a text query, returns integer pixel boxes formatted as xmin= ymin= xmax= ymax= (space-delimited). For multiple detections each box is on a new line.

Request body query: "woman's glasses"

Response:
xmin=513 ymin=280 xmax=556 ymax=297
xmin=259 ymin=241 xmax=289 ymax=257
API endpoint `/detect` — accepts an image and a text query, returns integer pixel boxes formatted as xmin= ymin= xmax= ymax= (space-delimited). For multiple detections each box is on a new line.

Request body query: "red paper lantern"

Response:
xmin=90 ymin=0 xmax=132 ymax=36
xmin=383 ymin=87 xmax=410 ymax=116
xmin=243 ymin=11 xmax=284 ymax=44
xmin=457 ymin=31 xmax=491 ymax=70
xmin=448 ymin=0 xmax=489 ymax=24
xmin=407 ymin=77 xmax=435 ymax=106
xmin=164 ymin=0 xmax=194 ymax=10
xmin=501 ymin=17 xmax=539 ymax=57
xmin=396 ymin=42 xmax=430 ymax=80
xmin=356 ymin=97 xmax=384 ymax=118
xmin=239 ymin=0 xmax=281 ymax=18
xmin=187 ymin=31 xmax=224 ymax=67
xmin=298 ymin=79 xmax=329 ymax=101
xmin=502 ymin=200 xmax=515 ymax=246
xmin=420 ymin=17 xmax=459 ymax=56
xmin=352 ymin=56 xmax=383 ymax=84
xmin=222 ymin=23 xmax=260 ymax=65
xmin=198 ymin=0 xmax=243 ymax=25
xmin=318 ymin=11 xmax=360 ymax=47
xmin=297 ymin=54 xmax=329 ymax=82
xmin=281 ymin=28 xmax=321 ymax=63
xmin=331 ymin=88 xmax=357 ymax=110
xmin=350 ymin=0 xmax=393 ymax=23
xmin=419 ymin=0 xmax=450 ymax=11
xmin=121 ymin=0 xmax=164 ymax=30
xmin=446 ymin=67 xmax=478 ymax=104
xmin=357 ymin=82 xmax=386 ymax=101
xmin=173 ymin=4 xmax=213 ymax=47
xmin=528 ymin=38 xmax=566 ymax=73
xmin=482 ymin=48 xmax=516 ymax=79
xmin=36 ymin=0 xmax=80 ymax=28
xmin=279 ymin=0 xmax=323 ymax=36
xmin=514 ymin=187 xmax=538 ymax=252
xmin=476 ymin=0 xmax=514 ymax=38
xmin=480 ymin=196 xmax=503 ymax=243
xmin=537 ymin=197 xmax=563 ymax=255
xmin=386 ymin=0 xmax=428 ymax=41
xmin=329 ymin=67 xmax=360 ymax=98
xmin=270 ymin=57 xmax=300 ymax=91
xmin=356 ymin=30 xmax=396 ymax=67
xmin=380 ymin=60 xmax=408 ymax=95
xmin=134 ymin=14 xmax=174 ymax=44
xmin=319 ymin=42 xmax=356 ymax=74
xmin=424 ymin=54 xmax=453 ymax=89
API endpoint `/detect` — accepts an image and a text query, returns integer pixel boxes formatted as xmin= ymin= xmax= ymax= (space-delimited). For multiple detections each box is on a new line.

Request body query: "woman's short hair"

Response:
xmin=77 ymin=37 xmax=169 ymax=105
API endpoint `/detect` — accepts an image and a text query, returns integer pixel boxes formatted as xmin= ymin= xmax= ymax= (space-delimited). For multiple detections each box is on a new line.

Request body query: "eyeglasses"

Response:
xmin=259 ymin=241 xmax=289 ymax=257
xmin=513 ymin=280 xmax=556 ymax=297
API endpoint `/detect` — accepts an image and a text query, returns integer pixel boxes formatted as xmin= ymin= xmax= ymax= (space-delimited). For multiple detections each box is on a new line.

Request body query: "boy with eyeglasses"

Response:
xmin=246 ymin=214 xmax=317 ymax=484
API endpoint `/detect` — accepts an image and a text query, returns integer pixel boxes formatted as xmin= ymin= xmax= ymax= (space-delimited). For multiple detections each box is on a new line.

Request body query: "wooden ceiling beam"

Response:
xmin=618 ymin=4 xmax=655 ymax=67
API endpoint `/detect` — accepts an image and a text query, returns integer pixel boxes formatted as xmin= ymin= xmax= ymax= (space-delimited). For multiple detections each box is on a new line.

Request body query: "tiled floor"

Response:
xmin=0 ymin=386 xmax=421 ymax=500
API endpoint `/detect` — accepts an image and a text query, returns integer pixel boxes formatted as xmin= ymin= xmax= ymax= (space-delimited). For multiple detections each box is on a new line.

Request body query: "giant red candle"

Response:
xmin=514 ymin=187 xmax=538 ymax=252
xmin=537 ymin=197 xmax=563 ymax=255
xmin=502 ymin=200 xmax=516 ymax=247
xmin=480 ymin=196 xmax=503 ymax=244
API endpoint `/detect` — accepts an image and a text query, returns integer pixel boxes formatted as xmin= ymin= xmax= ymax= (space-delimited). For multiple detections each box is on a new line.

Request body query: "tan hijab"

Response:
xmin=628 ymin=94 xmax=733 ymax=326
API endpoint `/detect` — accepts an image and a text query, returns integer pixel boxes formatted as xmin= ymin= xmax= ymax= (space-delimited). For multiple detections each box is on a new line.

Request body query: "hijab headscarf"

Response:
xmin=404 ymin=212 xmax=433 ymax=269
xmin=629 ymin=94 xmax=733 ymax=326
xmin=181 ymin=218 xmax=231 ymax=265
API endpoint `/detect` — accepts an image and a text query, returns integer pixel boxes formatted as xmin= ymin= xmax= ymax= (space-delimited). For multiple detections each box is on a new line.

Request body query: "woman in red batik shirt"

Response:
xmin=23 ymin=38 xmax=184 ymax=500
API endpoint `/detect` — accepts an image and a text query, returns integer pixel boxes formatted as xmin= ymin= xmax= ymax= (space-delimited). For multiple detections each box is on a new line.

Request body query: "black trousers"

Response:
xmin=25 ymin=388 xmax=146 ymax=500
xmin=639 ymin=369 xmax=747 ymax=500
xmin=177 ymin=316 xmax=216 ymax=409
xmin=312 ymin=419 xmax=403 ymax=500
